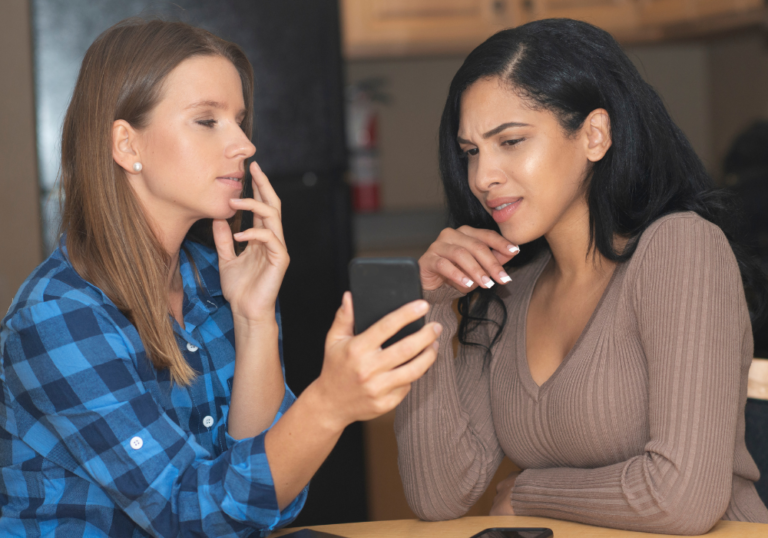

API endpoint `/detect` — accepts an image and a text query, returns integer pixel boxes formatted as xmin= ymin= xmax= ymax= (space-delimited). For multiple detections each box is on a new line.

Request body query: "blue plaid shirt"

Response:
xmin=0 ymin=239 xmax=307 ymax=537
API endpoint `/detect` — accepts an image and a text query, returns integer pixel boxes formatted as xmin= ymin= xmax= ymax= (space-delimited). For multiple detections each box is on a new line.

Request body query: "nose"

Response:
xmin=226 ymin=124 xmax=257 ymax=161
xmin=471 ymin=152 xmax=507 ymax=193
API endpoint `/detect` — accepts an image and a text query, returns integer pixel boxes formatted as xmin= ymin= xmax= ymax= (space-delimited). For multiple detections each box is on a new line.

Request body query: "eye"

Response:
xmin=502 ymin=138 xmax=524 ymax=147
xmin=459 ymin=147 xmax=478 ymax=159
xmin=196 ymin=119 xmax=217 ymax=128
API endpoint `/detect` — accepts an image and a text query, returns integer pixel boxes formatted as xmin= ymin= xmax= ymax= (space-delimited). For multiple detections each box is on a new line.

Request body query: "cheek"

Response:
xmin=146 ymin=123 xmax=201 ymax=165
xmin=534 ymin=139 xmax=585 ymax=197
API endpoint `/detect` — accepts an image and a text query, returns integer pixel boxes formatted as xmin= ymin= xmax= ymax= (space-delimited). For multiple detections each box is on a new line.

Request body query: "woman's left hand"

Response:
xmin=213 ymin=160 xmax=288 ymax=325
xmin=489 ymin=471 xmax=520 ymax=516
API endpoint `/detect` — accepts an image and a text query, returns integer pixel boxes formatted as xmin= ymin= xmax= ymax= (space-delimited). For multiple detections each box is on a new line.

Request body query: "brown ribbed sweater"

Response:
xmin=395 ymin=212 xmax=768 ymax=534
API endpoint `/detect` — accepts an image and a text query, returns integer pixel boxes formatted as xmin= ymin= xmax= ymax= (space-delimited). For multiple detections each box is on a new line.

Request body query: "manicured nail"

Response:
xmin=481 ymin=276 xmax=494 ymax=288
xmin=508 ymin=245 xmax=520 ymax=254
xmin=431 ymin=341 xmax=440 ymax=351
xmin=414 ymin=300 xmax=429 ymax=313
xmin=233 ymin=232 xmax=245 ymax=240
xmin=462 ymin=277 xmax=474 ymax=288
xmin=499 ymin=271 xmax=512 ymax=284
xmin=432 ymin=323 xmax=443 ymax=335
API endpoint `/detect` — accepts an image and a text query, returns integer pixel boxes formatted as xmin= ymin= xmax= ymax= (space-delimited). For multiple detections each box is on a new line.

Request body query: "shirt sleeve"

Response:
xmin=2 ymin=297 xmax=307 ymax=538
xmin=395 ymin=285 xmax=505 ymax=521
xmin=510 ymin=216 xmax=749 ymax=535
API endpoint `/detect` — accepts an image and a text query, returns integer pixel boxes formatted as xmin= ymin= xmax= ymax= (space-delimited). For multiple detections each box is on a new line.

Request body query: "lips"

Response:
xmin=487 ymin=197 xmax=522 ymax=223
xmin=216 ymin=171 xmax=244 ymax=180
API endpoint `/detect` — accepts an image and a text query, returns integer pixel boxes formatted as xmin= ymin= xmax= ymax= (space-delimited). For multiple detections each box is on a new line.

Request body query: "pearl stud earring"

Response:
xmin=132 ymin=162 xmax=143 ymax=172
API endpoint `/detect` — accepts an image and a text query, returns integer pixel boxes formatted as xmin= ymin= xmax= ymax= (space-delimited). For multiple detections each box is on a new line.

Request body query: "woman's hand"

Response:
xmin=419 ymin=226 xmax=520 ymax=291
xmin=489 ymin=471 xmax=520 ymax=516
xmin=263 ymin=293 xmax=440 ymax=509
xmin=213 ymin=161 xmax=287 ymax=325
xmin=308 ymin=292 xmax=441 ymax=431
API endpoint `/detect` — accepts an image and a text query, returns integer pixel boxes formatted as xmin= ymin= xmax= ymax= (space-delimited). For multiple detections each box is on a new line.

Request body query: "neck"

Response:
xmin=146 ymin=213 xmax=193 ymax=295
xmin=544 ymin=197 xmax=614 ymax=283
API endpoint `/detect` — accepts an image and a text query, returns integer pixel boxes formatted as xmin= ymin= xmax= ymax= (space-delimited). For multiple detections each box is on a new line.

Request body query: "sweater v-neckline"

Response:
xmin=515 ymin=251 xmax=622 ymax=401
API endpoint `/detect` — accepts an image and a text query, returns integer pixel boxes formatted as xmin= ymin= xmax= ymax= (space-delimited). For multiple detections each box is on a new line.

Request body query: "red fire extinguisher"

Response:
xmin=347 ymin=80 xmax=387 ymax=213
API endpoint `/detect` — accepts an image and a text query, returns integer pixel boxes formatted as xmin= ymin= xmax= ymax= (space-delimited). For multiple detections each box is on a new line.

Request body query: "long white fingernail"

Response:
xmin=499 ymin=271 xmax=512 ymax=284
xmin=481 ymin=276 xmax=494 ymax=288
xmin=508 ymin=245 xmax=520 ymax=254
xmin=462 ymin=278 xmax=474 ymax=287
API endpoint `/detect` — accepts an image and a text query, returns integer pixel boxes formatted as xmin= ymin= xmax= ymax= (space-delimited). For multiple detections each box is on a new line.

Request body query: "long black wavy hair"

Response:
xmin=440 ymin=18 xmax=767 ymax=355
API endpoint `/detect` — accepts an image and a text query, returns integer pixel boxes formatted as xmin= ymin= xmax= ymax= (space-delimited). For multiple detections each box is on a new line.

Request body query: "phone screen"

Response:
xmin=348 ymin=257 xmax=424 ymax=348
xmin=469 ymin=528 xmax=553 ymax=538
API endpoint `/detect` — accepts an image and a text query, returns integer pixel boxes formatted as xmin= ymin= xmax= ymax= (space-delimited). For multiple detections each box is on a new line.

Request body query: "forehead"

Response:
xmin=458 ymin=77 xmax=537 ymax=134
xmin=158 ymin=55 xmax=244 ymax=109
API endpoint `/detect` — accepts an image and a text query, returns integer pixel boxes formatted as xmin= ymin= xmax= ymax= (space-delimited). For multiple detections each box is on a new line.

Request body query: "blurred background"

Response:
xmin=2 ymin=0 xmax=768 ymax=527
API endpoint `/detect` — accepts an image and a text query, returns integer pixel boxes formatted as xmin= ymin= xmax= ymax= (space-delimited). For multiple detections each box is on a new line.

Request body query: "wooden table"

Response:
xmin=272 ymin=516 xmax=768 ymax=537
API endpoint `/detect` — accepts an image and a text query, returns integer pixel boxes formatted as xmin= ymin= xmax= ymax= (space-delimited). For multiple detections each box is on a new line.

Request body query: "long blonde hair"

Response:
xmin=60 ymin=19 xmax=254 ymax=385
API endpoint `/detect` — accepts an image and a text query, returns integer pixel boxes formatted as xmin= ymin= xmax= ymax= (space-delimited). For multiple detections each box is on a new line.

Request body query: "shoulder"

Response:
xmin=2 ymin=248 xmax=134 ymax=357
xmin=635 ymin=211 xmax=730 ymax=252
xmin=4 ymin=247 xmax=121 ymax=321
xmin=626 ymin=212 xmax=744 ymax=312
xmin=630 ymin=211 xmax=736 ymax=273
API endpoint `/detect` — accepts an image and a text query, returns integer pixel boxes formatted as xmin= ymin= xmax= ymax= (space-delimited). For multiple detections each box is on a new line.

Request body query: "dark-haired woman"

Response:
xmin=396 ymin=18 xmax=768 ymax=534
xmin=0 ymin=19 xmax=440 ymax=537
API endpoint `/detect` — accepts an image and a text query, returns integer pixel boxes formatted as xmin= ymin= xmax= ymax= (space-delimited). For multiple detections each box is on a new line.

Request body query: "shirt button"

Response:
xmin=130 ymin=436 xmax=143 ymax=450
xmin=202 ymin=415 xmax=214 ymax=428
xmin=186 ymin=343 xmax=199 ymax=352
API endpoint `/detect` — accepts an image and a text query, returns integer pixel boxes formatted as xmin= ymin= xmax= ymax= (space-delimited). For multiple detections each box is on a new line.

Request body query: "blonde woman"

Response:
xmin=0 ymin=19 xmax=440 ymax=537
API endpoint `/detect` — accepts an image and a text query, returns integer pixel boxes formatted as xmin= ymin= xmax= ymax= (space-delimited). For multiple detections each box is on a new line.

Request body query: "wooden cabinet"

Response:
xmin=342 ymin=0 xmax=767 ymax=59
xmin=342 ymin=0 xmax=528 ymax=58
xmin=523 ymin=0 xmax=641 ymax=39
xmin=638 ymin=0 xmax=764 ymax=26
xmin=523 ymin=0 xmax=766 ymax=42
xmin=632 ymin=0 xmax=766 ymax=41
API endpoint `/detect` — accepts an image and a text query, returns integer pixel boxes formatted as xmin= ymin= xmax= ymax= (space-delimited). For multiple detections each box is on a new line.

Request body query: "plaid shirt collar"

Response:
xmin=178 ymin=244 xmax=223 ymax=334
xmin=54 ymin=235 xmax=225 ymax=335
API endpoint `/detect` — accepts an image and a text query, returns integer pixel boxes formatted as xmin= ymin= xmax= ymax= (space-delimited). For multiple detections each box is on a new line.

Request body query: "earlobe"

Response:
xmin=585 ymin=109 xmax=612 ymax=162
xmin=112 ymin=120 xmax=142 ymax=174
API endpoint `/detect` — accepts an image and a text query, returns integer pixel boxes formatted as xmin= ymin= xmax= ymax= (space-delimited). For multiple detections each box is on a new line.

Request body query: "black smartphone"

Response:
xmin=348 ymin=257 xmax=424 ymax=348
xmin=469 ymin=529 xmax=553 ymax=538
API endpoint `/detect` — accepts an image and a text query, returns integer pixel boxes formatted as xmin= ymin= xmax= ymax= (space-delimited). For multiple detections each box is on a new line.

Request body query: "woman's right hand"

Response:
xmin=419 ymin=226 xmax=520 ymax=291
xmin=309 ymin=292 xmax=441 ymax=431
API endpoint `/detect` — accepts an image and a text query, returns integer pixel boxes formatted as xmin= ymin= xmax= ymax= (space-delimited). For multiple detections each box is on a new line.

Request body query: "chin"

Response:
xmin=499 ymin=221 xmax=543 ymax=247
xmin=205 ymin=206 xmax=238 ymax=221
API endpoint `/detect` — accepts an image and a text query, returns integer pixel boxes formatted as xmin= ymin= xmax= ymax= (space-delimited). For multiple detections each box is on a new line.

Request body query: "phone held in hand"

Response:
xmin=469 ymin=528 xmax=553 ymax=538
xmin=348 ymin=257 xmax=425 ymax=348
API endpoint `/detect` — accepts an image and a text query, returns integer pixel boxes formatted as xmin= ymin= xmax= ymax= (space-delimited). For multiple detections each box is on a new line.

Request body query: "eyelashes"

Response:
xmin=196 ymin=119 xmax=247 ymax=129
xmin=458 ymin=138 xmax=524 ymax=159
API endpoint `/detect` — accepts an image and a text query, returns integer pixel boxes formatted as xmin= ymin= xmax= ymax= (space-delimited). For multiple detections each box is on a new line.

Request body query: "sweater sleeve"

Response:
xmin=395 ymin=285 xmax=505 ymax=521
xmin=510 ymin=216 xmax=749 ymax=535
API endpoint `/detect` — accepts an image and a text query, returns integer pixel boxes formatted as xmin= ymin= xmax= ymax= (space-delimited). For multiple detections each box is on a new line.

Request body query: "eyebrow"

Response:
xmin=185 ymin=100 xmax=248 ymax=121
xmin=457 ymin=122 xmax=530 ymax=144
xmin=185 ymin=100 xmax=226 ymax=110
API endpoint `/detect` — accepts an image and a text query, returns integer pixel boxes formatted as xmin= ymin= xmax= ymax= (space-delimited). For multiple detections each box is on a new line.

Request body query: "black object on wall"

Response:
xmin=32 ymin=0 xmax=363 ymax=527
